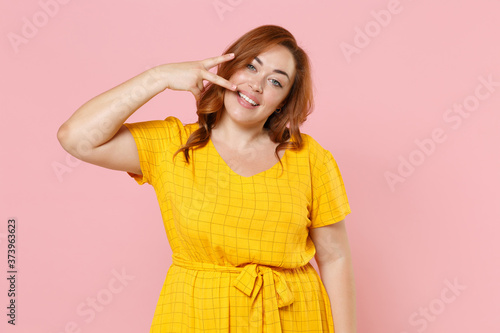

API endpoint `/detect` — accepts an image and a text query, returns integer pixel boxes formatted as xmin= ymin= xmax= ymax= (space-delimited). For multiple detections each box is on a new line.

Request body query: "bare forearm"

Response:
xmin=317 ymin=257 xmax=357 ymax=333
xmin=58 ymin=65 xmax=168 ymax=150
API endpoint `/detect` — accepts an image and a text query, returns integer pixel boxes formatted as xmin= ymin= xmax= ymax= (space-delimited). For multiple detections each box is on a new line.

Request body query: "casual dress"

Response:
xmin=123 ymin=116 xmax=352 ymax=332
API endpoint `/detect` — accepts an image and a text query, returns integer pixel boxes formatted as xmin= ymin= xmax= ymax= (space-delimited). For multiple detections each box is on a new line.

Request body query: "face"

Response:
xmin=223 ymin=44 xmax=296 ymax=129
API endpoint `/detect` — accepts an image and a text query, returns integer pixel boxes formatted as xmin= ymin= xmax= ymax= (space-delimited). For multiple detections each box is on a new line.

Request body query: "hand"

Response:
xmin=158 ymin=53 xmax=237 ymax=101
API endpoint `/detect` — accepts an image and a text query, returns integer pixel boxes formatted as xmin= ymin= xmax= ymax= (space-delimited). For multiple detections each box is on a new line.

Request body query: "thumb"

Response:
xmin=191 ymin=88 xmax=202 ymax=102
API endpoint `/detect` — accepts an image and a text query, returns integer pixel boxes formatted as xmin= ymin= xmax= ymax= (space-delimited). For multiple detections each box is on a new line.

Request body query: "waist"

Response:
xmin=171 ymin=256 xmax=288 ymax=273
xmin=170 ymin=255 xmax=299 ymax=330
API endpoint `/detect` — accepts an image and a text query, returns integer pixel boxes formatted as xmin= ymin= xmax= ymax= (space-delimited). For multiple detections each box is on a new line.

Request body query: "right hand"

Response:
xmin=158 ymin=53 xmax=237 ymax=101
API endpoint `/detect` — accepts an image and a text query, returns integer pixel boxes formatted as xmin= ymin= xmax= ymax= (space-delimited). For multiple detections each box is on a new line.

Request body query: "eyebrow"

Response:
xmin=254 ymin=57 xmax=290 ymax=80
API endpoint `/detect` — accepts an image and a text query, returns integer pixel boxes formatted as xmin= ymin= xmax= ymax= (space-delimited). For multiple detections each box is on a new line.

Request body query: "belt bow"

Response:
xmin=172 ymin=257 xmax=294 ymax=332
xmin=233 ymin=263 xmax=294 ymax=331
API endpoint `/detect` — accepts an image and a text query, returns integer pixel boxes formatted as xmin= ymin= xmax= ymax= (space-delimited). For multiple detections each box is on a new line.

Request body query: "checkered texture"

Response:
xmin=123 ymin=116 xmax=351 ymax=332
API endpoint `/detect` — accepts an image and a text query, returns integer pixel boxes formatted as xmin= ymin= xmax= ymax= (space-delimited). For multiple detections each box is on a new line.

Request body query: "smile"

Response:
xmin=238 ymin=92 xmax=259 ymax=106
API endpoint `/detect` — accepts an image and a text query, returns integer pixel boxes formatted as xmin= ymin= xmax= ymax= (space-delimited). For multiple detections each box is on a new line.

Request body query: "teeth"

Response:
xmin=238 ymin=92 xmax=258 ymax=106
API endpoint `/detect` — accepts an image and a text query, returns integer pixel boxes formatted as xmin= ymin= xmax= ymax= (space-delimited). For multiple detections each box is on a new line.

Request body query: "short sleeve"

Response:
xmin=309 ymin=149 xmax=352 ymax=228
xmin=123 ymin=116 xmax=184 ymax=186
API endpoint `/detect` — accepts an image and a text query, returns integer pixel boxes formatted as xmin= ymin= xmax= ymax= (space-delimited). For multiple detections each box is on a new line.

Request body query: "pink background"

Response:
xmin=2 ymin=1 xmax=499 ymax=332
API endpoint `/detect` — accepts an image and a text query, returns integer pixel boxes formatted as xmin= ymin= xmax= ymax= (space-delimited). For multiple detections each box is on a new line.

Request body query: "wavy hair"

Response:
xmin=173 ymin=25 xmax=314 ymax=174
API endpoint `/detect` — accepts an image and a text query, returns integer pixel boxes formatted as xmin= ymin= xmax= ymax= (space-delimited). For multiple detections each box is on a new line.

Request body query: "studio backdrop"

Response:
xmin=2 ymin=0 xmax=499 ymax=332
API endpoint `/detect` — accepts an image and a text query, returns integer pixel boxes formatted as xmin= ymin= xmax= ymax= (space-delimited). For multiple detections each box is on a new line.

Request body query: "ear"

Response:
xmin=278 ymin=99 xmax=287 ymax=109
xmin=279 ymin=92 xmax=292 ymax=109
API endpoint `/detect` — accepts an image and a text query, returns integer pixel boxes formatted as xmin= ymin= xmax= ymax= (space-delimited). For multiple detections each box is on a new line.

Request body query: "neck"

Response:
xmin=211 ymin=112 xmax=270 ymax=149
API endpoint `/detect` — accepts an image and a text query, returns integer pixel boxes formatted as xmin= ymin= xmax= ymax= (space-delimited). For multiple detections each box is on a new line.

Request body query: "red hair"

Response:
xmin=173 ymin=25 xmax=314 ymax=175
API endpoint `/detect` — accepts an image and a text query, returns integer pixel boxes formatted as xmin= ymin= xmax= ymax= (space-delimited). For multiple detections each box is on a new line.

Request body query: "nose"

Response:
xmin=248 ymin=77 xmax=262 ymax=93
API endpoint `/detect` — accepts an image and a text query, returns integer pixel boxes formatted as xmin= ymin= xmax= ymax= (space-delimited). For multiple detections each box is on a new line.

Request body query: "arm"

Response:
xmin=57 ymin=54 xmax=237 ymax=174
xmin=310 ymin=219 xmax=357 ymax=333
xmin=57 ymin=65 xmax=168 ymax=175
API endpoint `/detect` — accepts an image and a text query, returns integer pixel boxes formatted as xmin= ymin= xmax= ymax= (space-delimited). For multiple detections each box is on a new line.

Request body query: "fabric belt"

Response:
xmin=172 ymin=256 xmax=295 ymax=332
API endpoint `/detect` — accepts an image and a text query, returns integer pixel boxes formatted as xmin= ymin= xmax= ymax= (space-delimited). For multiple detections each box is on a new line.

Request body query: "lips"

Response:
xmin=237 ymin=90 xmax=260 ymax=106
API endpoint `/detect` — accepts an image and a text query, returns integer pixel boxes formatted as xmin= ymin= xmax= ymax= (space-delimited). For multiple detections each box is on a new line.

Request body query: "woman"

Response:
xmin=58 ymin=25 xmax=356 ymax=332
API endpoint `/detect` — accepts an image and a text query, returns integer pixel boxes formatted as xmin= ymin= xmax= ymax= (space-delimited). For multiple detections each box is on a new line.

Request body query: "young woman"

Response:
xmin=58 ymin=25 xmax=356 ymax=333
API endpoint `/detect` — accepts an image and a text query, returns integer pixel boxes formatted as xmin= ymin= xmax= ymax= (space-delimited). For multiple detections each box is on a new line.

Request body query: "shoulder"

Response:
xmin=161 ymin=116 xmax=202 ymax=146
xmin=296 ymin=132 xmax=331 ymax=161
xmin=124 ymin=116 xmax=199 ymax=146
xmin=140 ymin=116 xmax=198 ymax=139
xmin=162 ymin=116 xmax=195 ymax=135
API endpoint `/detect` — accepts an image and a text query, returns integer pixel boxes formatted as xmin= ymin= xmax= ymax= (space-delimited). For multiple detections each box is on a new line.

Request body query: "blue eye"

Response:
xmin=247 ymin=64 xmax=256 ymax=71
xmin=271 ymin=79 xmax=282 ymax=88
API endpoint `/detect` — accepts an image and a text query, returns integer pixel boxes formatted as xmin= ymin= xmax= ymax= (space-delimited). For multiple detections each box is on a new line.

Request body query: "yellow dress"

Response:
xmin=124 ymin=116 xmax=352 ymax=332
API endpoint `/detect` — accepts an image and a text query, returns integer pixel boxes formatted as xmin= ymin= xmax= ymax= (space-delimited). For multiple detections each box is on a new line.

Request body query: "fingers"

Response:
xmin=197 ymin=81 xmax=204 ymax=93
xmin=199 ymin=53 xmax=237 ymax=91
xmin=191 ymin=87 xmax=202 ymax=102
xmin=202 ymin=53 xmax=235 ymax=70
xmin=201 ymin=70 xmax=236 ymax=91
